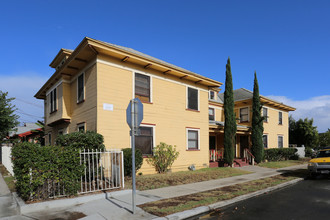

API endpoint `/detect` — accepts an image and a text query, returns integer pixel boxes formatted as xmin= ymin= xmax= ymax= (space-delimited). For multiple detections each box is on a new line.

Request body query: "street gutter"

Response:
xmin=152 ymin=178 xmax=303 ymax=220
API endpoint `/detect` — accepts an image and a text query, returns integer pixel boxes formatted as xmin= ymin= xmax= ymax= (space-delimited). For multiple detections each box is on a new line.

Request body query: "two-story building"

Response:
xmin=35 ymin=37 xmax=222 ymax=174
xmin=208 ymin=88 xmax=295 ymax=166
xmin=35 ymin=37 xmax=295 ymax=173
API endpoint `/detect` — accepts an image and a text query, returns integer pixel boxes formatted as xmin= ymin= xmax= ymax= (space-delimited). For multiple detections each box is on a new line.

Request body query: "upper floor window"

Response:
xmin=278 ymin=135 xmax=283 ymax=148
xmin=48 ymin=133 xmax=52 ymax=145
xmin=209 ymin=108 xmax=215 ymax=121
xmin=240 ymin=107 xmax=249 ymax=122
xmin=135 ymin=126 xmax=153 ymax=155
xmin=187 ymin=129 xmax=199 ymax=150
xmin=77 ymin=73 xmax=84 ymax=103
xmin=50 ymin=88 xmax=57 ymax=113
xmin=209 ymin=91 xmax=216 ymax=100
xmin=135 ymin=73 xmax=150 ymax=102
xmin=187 ymin=87 xmax=198 ymax=110
xmin=263 ymin=134 xmax=268 ymax=148
xmin=278 ymin=112 xmax=283 ymax=125
xmin=263 ymin=107 xmax=268 ymax=122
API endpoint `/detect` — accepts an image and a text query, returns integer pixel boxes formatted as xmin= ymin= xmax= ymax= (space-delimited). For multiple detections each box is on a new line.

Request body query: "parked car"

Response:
xmin=308 ymin=147 xmax=330 ymax=178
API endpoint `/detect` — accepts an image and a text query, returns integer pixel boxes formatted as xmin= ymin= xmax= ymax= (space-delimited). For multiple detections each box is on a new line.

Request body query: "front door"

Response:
xmin=209 ymin=136 xmax=216 ymax=150
xmin=240 ymin=136 xmax=249 ymax=158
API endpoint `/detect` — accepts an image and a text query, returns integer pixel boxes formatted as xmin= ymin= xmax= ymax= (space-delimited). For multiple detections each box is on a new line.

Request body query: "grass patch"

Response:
xmin=0 ymin=164 xmax=16 ymax=192
xmin=139 ymin=169 xmax=307 ymax=217
xmin=125 ymin=167 xmax=251 ymax=191
xmin=258 ymin=160 xmax=308 ymax=169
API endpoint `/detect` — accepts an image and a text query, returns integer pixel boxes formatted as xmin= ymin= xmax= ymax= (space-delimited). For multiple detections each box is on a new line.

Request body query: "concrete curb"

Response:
xmin=155 ymin=178 xmax=303 ymax=220
xmin=13 ymin=190 xmax=131 ymax=214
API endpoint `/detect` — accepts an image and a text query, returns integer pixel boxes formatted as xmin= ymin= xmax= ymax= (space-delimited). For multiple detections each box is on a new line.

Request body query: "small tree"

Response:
xmin=55 ymin=131 xmax=105 ymax=151
xmin=147 ymin=142 xmax=179 ymax=173
xmin=251 ymin=72 xmax=264 ymax=163
xmin=0 ymin=91 xmax=19 ymax=140
xmin=289 ymin=117 xmax=319 ymax=149
xmin=319 ymin=129 xmax=330 ymax=147
xmin=223 ymin=58 xmax=236 ymax=166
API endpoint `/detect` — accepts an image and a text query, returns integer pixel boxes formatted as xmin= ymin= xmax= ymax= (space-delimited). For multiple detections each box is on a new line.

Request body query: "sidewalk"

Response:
xmin=0 ymin=164 xmax=307 ymax=220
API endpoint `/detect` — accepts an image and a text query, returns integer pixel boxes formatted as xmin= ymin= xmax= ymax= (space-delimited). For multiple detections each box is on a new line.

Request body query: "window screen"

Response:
xmin=135 ymin=127 xmax=153 ymax=155
xmin=188 ymin=88 xmax=198 ymax=110
xmin=135 ymin=73 xmax=150 ymax=102
xmin=78 ymin=73 xmax=84 ymax=103
xmin=188 ymin=130 xmax=199 ymax=149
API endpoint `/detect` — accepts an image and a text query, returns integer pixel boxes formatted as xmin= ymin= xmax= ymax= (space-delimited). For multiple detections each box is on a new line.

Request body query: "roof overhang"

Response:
xmin=35 ymin=37 xmax=222 ymax=99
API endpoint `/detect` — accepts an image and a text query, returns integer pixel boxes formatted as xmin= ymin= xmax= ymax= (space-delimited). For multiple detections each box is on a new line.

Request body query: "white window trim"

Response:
xmin=209 ymin=91 xmax=216 ymax=101
xmin=186 ymin=128 xmax=200 ymax=150
xmin=77 ymin=72 xmax=85 ymax=103
xmin=186 ymin=86 xmax=200 ymax=111
xmin=262 ymin=107 xmax=268 ymax=122
xmin=277 ymin=135 xmax=284 ymax=148
xmin=239 ymin=106 xmax=250 ymax=123
xmin=263 ymin=134 xmax=268 ymax=148
xmin=133 ymin=72 xmax=153 ymax=102
xmin=278 ymin=111 xmax=283 ymax=125
xmin=209 ymin=107 xmax=215 ymax=121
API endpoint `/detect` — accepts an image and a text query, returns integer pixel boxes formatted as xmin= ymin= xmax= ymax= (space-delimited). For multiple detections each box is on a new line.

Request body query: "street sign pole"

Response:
xmin=131 ymin=99 xmax=136 ymax=214
xmin=126 ymin=98 xmax=143 ymax=215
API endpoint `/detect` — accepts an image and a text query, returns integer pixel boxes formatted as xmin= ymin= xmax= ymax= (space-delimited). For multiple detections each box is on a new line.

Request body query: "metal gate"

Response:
xmin=79 ymin=149 xmax=124 ymax=194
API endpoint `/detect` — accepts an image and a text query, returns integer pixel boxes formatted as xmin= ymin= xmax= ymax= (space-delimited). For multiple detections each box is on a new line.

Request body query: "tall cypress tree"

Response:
xmin=251 ymin=72 xmax=264 ymax=163
xmin=223 ymin=58 xmax=236 ymax=167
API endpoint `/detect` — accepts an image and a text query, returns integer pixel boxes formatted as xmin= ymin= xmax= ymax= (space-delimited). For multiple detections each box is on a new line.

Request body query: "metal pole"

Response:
xmin=131 ymin=99 xmax=136 ymax=214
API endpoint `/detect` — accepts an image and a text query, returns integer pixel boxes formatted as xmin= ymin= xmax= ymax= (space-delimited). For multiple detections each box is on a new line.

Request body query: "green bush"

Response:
xmin=147 ymin=142 xmax=180 ymax=173
xmin=305 ymin=147 xmax=313 ymax=157
xmin=264 ymin=148 xmax=299 ymax=161
xmin=122 ymin=148 xmax=143 ymax=176
xmin=11 ymin=142 xmax=83 ymax=201
xmin=55 ymin=131 xmax=105 ymax=151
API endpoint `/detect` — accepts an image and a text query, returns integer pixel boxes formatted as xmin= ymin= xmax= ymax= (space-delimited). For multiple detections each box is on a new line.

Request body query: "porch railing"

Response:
xmin=210 ymin=149 xmax=224 ymax=161
xmin=243 ymin=148 xmax=255 ymax=166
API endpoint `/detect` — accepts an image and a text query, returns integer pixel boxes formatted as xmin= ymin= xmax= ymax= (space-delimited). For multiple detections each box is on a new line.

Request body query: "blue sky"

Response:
xmin=0 ymin=1 xmax=329 ymax=132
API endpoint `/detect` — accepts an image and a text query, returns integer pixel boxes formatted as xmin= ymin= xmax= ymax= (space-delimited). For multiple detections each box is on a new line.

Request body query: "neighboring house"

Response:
xmin=35 ymin=37 xmax=295 ymax=173
xmin=209 ymin=88 xmax=295 ymax=162
xmin=8 ymin=123 xmax=42 ymax=143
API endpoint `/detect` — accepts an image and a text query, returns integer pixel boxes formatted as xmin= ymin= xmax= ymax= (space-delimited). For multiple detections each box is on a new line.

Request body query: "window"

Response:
xmin=58 ymin=130 xmax=63 ymax=136
xmin=187 ymin=87 xmax=198 ymax=110
xmin=78 ymin=123 xmax=85 ymax=132
xmin=209 ymin=91 xmax=215 ymax=100
xmin=278 ymin=136 xmax=283 ymax=148
xmin=135 ymin=127 xmax=153 ymax=155
xmin=77 ymin=73 xmax=84 ymax=103
xmin=278 ymin=112 xmax=283 ymax=125
xmin=135 ymin=73 xmax=150 ymax=102
xmin=263 ymin=107 xmax=268 ymax=122
xmin=240 ymin=107 xmax=249 ymax=122
xmin=209 ymin=108 xmax=215 ymax=121
xmin=187 ymin=129 xmax=199 ymax=150
xmin=50 ymin=88 xmax=57 ymax=113
xmin=263 ymin=135 xmax=268 ymax=148
xmin=48 ymin=133 xmax=52 ymax=145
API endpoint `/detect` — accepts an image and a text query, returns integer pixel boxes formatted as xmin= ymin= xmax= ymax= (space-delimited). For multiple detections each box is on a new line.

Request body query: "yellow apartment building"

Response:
xmin=208 ymin=88 xmax=295 ymax=166
xmin=35 ymin=37 xmax=295 ymax=173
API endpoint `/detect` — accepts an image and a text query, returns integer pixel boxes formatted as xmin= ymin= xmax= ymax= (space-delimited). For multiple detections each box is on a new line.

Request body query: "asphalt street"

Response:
xmin=196 ymin=176 xmax=330 ymax=220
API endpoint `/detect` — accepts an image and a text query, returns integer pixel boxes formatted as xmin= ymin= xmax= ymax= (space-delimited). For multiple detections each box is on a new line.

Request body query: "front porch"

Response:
xmin=209 ymin=123 xmax=255 ymax=167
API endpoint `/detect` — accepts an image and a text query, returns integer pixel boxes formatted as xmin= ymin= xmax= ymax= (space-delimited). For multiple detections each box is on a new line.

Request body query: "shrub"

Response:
xmin=55 ymin=131 xmax=105 ymax=151
xmin=264 ymin=148 xmax=298 ymax=162
xmin=305 ymin=147 xmax=313 ymax=157
xmin=11 ymin=142 xmax=83 ymax=201
xmin=122 ymin=148 xmax=143 ymax=176
xmin=147 ymin=142 xmax=180 ymax=173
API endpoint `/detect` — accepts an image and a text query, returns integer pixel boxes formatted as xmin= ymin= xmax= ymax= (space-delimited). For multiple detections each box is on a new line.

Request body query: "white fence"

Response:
xmin=79 ymin=149 xmax=124 ymax=194
xmin=1 ymin=144 xmax=14 ymax=176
